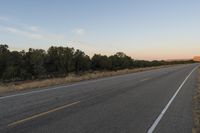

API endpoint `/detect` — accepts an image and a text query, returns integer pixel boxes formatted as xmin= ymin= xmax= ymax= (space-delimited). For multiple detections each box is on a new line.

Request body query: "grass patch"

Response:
xmin=193 ymin=68 xmax=200 ymax=133
xmin=0 ymin=65 xmax=177 ymax=94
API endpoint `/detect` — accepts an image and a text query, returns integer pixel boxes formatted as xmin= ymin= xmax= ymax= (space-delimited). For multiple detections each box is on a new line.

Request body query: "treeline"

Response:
xmin=0 ymin=44 xmax=195 ymax=82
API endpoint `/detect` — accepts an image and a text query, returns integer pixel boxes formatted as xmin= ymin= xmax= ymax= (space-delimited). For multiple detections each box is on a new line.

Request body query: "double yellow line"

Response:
xmin=8 ymin=101 xmax=81 ymax=127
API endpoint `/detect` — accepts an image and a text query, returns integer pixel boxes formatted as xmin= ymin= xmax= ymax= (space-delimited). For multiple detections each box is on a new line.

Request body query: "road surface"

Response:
xmin=0 ymin=64 xmax=199 ymax=133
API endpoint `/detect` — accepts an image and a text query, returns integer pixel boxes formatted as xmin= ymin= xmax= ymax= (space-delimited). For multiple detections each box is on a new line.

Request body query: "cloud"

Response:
xmin=4 ymin=27 xmax=18 ymax=33
xmin=72 ymin=28 xmax=86 ymax=35
xmin=0 ymin=16 xmax=8 ymax=21
xmin=27 ymin=26 xmax=40 ymax=32
xmin=3 ymin=26 xmax=65 ymax=40
xmin=0 ymin=16 xmax=65 ymax=41
xmin=4 ymin=27 xmax=43 ymax=39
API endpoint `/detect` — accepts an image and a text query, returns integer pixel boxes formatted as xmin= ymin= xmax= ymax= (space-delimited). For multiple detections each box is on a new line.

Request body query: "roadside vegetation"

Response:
xmin=0 ymin=44 xmax=195 ymax=82
xmin=0 ymin=66 xmax=176 ymax=94
xmin=0 ymin=44 xmax=195 ymax=93
xmin=193 ymin=68 xmax=200 ymax=133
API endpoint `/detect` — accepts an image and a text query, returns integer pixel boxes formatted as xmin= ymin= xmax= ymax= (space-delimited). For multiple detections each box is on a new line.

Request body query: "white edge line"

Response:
xmin=0 ymin=70 xmax=139 ymax=100
xmin=0 ymin=64 xmax=195 ymax=100
xmin=0 ymin=78 xmax=103 ymax=100
xmin=147 ymin=65 xmax=199 ymax=133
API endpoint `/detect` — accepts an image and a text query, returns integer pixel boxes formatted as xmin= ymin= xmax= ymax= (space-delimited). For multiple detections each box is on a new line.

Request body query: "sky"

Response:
xmin=0 ymin=0 xmax=200 ymax=60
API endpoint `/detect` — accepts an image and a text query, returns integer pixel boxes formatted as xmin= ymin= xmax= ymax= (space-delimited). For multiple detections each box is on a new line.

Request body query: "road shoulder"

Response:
xmin=193 ymin=67 xmax=200 ymax=133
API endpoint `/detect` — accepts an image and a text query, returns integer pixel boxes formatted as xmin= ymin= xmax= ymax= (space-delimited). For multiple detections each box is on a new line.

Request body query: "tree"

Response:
xmin=109 ymin=52 xmax=133 ymax=70
xmin=0 ymin=44 xmax=195 ymax=82
xmin=24 ymin=48 xmax=46 ymax=79
xmin=0 ymin=44 xmax=10 ymax=79
xmin=73 ymin=49 xmax=91 ymax=73
xmin=46 ymin=46 xmax=74 ymax=76
xmin=2 ymin=51 xmax=24 ymax=80
xmin=91 ymin=54 xmax=112 ymax=70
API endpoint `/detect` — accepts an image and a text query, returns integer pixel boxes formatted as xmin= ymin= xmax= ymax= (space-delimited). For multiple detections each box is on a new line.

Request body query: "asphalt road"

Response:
xmin=0 ymin=64 xmax=199 ymax=133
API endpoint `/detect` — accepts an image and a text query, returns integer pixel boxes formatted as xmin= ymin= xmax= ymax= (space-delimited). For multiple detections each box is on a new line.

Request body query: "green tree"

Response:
xmin=0 ymin=44 xmax=10 ymax=79
xmin=0 ymin=44 xmax=195 ymax=82
xmin=46 ymin=46 xmax=74 ymax=76
xmin=24 ymin=48 xmax=46 ymax=78
xmin=109 ymin=52 xmax=133 ymax=70
xmin=91 ymin=54 xmax=112 ymax=70
xmin=73 ymin=49 xmax=91 ymax=73
xmin=2 ymin=51 xmax=23 ymax=80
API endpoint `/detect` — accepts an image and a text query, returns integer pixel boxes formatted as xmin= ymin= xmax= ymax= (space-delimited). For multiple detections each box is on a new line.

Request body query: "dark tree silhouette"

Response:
xmin=0 ymin=44 xmax=195 ymax=82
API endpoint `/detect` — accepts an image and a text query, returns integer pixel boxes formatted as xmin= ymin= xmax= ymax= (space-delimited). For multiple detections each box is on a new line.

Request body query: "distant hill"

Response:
xmin=165 ymin=59 xmax=192 ymax=62
xmin=193 ymin=56 xmax=200 ymax=62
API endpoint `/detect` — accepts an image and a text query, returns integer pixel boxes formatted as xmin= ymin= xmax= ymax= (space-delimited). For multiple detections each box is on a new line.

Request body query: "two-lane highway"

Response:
xmin=0 ymin=64 xmax=199 ymax=133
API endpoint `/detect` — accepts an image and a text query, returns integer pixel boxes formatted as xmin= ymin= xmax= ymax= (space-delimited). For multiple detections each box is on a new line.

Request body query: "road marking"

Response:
xmin=140 ymin=78 xmax=150 ymax=82
xmin=8 ymin=101 xmax=80 ymax=127
xmin=147 ymin=65 xmax=199 ymax=133
xmin=0 ymin=65 xmax=184 ymax=100
xmin=0 ymin=72 xmax=132 ymax=100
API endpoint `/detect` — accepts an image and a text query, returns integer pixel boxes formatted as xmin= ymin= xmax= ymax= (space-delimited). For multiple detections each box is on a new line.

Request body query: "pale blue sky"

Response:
xmin=0 ymin=0 xmax=200 ymax=60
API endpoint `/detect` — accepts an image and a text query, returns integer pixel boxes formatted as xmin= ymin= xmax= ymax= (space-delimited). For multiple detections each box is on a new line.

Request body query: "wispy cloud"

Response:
xmin=72 ymin=28 xmax=86 ymax=35
xmin=27 ymin=26 xmax=40 ymax=32
xmin=0 ymin=16 xmax=92 ymax=51
xmin=4 ymin=27 xmax=43 ymax=39
xmin=0 ymin=16 xmax=8 ymax=21
xmin=3 ymin=26 xmax=65 ymax=40
xmin=0 ymin=16 xmax=65 ymax=41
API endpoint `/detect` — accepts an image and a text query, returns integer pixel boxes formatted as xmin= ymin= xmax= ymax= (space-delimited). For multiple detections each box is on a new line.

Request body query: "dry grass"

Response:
xmin=0 ymin=65 xmax=176 ymax=94
xmin=193 ymin=68 xmax=200 ymax=133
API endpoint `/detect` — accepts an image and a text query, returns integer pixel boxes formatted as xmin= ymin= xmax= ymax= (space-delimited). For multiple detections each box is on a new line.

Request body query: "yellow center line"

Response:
xmin=8 ymin=101 xmax=81 ymax=127
xmin=140 ymin=77 xmax=151 ymax=82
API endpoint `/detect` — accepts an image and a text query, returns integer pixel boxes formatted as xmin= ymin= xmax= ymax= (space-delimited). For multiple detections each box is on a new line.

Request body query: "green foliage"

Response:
xmin=0 ymin=44 xmax=195 ymax=82
xmin=73 ymin=49 xmax=91 ymax=73
xmin=3 ymin=51 xmax=24 ymax=80
xmin=91 ymin=54 xmax=111 ymax=70
xmin=25 ymin=48 xmax=46 ymax=78
xmin=0 ymin=44 xmax=9 ymax=79
xmin=45 ymin=46 xmax=74 ymax=76
xmin=109 ymin=52 xmax=133 ymax=70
